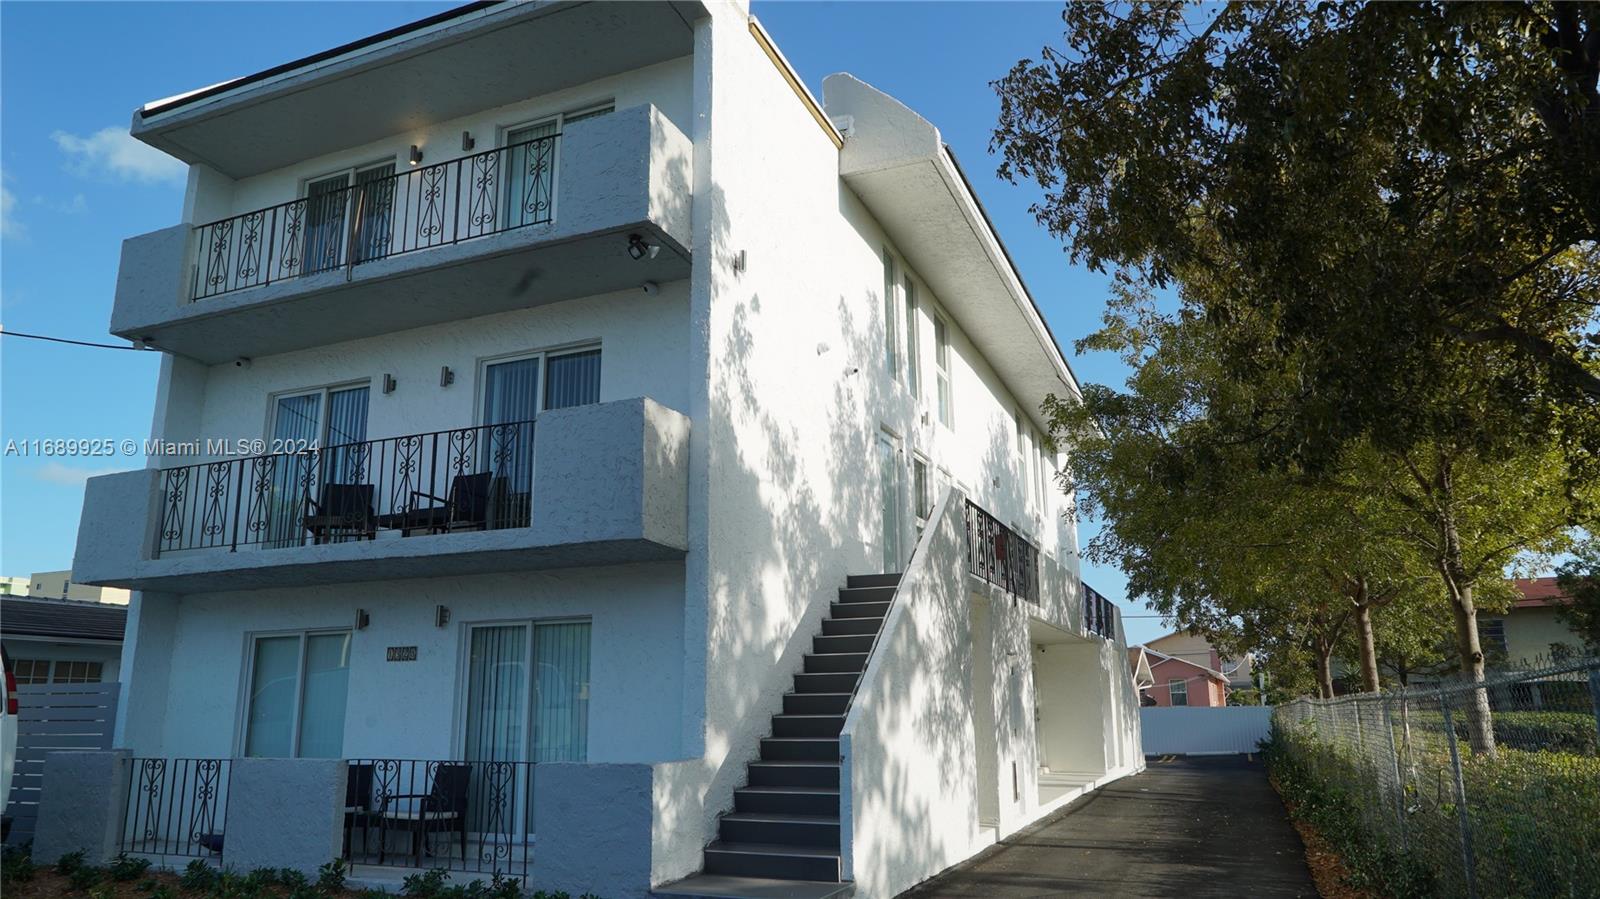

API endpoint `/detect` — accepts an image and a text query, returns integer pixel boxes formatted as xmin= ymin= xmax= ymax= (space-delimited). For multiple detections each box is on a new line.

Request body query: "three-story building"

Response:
xmin=61 ymin=3 xmax=1142 ymax=897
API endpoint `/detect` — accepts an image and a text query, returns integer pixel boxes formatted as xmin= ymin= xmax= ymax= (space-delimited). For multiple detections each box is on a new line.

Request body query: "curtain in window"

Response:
xmin=482 ymin=359 xmax=540 ymax=426
xmin=245 ymin=636 xmax=300 ymax=757
xmin=481 ymin=359 xmax=539 ymax=520
xmin=268 ymin=393 xmax=322 ymax=548
xmin=322 ymin=386 xmax=370 ymax=485
xmin=464 ymin=625 xmax=529 ymax=763
xmin=544 ymin=350 xmax=601 ymax=410
xmin=532 ymin=622 xmax=590 ymax=762
xmin=297 ymin=633 xmax=351 ymax=758
xmin=303 ymin=174 xmax=350 ymax=273
xmin=505 ymin=121 xmax=558 ymax=229
xmin=351 ymin=164 xmax=395 ymax=263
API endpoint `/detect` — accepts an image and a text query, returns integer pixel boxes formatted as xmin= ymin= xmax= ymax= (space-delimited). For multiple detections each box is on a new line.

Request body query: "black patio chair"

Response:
xmin=376 ymin=763 xmax=470 ymax=867
xmin=342 ymin=762 xmax=375 ymax=859
xmin=303 ymin=483 xmax=377 ymax=544
xmin=389 ymin=472 xmax=515 ymax=535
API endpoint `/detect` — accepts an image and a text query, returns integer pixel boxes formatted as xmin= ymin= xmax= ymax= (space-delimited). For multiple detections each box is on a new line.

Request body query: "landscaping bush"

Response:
xmin=1 ymin=844 xmax=36 ymax=886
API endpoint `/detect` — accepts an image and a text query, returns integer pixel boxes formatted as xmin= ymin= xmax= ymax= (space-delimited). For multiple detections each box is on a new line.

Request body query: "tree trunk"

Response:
xmin=1315 ymin=641 xmax=1336 ymax=699
xmin=1356 ymin=601 xmax=1382 ymax=694
xmin=1439 ymin=514 xmax=1497 ymax=758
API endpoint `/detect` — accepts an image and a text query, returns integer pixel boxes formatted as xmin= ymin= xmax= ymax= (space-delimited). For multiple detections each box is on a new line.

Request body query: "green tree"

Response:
xmin=1555 ymin=539 xmax=1600 ymax=649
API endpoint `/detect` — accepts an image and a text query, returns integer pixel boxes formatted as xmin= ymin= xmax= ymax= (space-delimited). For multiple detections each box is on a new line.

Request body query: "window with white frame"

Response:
xmin=52 ymin=661 xmax=104 ymax=684
xmin=462 ymin=619 xmax=591 ymax=763
xmin=243 ymin=630 xmax=351 ymax=759
xmin=1168 ymin=678 xmax=1188 ymax=706
xmin=12 ymin=659 xmax=50 ymax=685
xmin=904 ymin=275 xmax=920 ymax=397
xmin=912 ymin=455 xmax=932 ymax=538
xmin=934 ymin=314 xmax=953 ymax=427
xmin=882 ymin=249 xmax=898 ymax=379
xmin=1035 ymin=429 xmax=1049 ymax=513
xmin=1016 ymin=411 xmax=1030 ymax=500
xmin=502 ymin=103 xmax=612 ymax=229
xmin=479 ymin=345 xmax=602 ymax=426
xmin=303 ymin=160 xmax=397 ymax=272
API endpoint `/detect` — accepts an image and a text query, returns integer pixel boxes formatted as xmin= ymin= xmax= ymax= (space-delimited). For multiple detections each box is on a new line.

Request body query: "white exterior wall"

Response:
xmin=182 ymin=57 xmax=695 ymax=226
xmin=129 ymin=563 xmax=685 ymax=763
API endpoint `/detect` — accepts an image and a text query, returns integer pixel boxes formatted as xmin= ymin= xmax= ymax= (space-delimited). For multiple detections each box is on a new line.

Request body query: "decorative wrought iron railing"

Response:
xmin=963 ymin=499 xmax=1039 ymax=602
xmin=120 ymin=757 xmax=231 ymax=861
xmin=1083 ymin=582 xmax=1116 ymax=640
xmin=191 ymin=134 xmax=559 ymax=300
xmin=343 ymin=759 xmax=533 ymax=881
xmin=155 ymin=421 xmax=535 ymax=557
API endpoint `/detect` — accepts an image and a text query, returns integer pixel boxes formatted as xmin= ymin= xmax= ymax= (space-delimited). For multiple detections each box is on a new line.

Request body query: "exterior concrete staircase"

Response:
xmin=658 ymin=573 xmax=899 ymax=898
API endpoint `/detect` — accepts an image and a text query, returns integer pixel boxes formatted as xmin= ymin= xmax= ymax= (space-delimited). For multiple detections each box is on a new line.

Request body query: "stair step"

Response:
xmin=820 ymin=616 xmax=882 ymax=636
xmin=812 ymin=633 xmax=874 ymax=654
xmin=846 ymin=573 xmax=902 ymax=589
xmin=747 ymin=761 xmax=839 ymax=788
xmin=761 ymin=737 xmax=840 ymax=762
xmin=704 ymin=842 xmax=842 ymax=882
xmin=830 ymin=600 xmax=890 ymax=619
xmin=837 ymin=585 xmax=895 ymax=603
xmin=772 ymin=714 xmax=846 ymax=738
xmin=783 ymin=692 xmax=850 ymax=716
xmin=803 ymin=652 xmax=868 ymax=674
xmin=794 ymin=671 xmax=859 ymax=694
xmin=734 ymin=786 xmax=841 ymax=816
xmin=719 ymin=812 xmax=840 ymax=848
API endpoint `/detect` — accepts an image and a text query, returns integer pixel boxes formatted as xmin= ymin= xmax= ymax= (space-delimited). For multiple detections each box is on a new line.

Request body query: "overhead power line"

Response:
xmin=0 ymin=329 xmax=147 ymax=351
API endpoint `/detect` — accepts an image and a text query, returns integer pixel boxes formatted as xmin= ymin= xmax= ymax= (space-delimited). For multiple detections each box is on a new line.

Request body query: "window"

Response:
xmin=1035 ymin=431 xmax=1049 ymax=513
xmin=1168 ymin=678 xmax=1188 ymax=707
xmin=934 ymin=314 xmax=953 ymax=427
xmin=463 ymin=620 xmax=592 ymax=763
xmin=303 ymin=161 xmax=397 ymax=272
xmin=12 ymin=659 xmax=49 ymax=685
xmin=51 ymin=661 xmax=103 ymax=684
xmin=503 ymin=105 xmax=610 ymax=230
xmin=243 ymin=630 xmax=351 ymax=758
xmin=912 ymin=455 xmax=932 ymax=538
xmin=904 ymin=276 xmax=920 ymax=397
xmin=1479 ymin=618 xmax=1508 ymax=657
xmin=882 ymin=249 xmax=898 ymax=378
xmin=480 ymin=346 xmax=603 ymax=425
xmin=1016 ymin=412 xmax=1030 ymax=499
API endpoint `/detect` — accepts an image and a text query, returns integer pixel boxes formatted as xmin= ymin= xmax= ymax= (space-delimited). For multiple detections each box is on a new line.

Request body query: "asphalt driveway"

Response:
xmin=900 ymin=756 xmax=1318 ymax=898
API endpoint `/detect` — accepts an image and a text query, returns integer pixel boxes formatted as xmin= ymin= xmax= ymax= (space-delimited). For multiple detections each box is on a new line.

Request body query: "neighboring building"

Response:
xmin=0 ymin=577 xmax=29 ymax=596
xmin=23 ymin=570 xmax=129 ymax=605
xmin=60 ymin=4 xmax=1142 ymax=897
xmin=0 ymin=596 xmax=127 ymax=686
xmin=1483 ymin=577 xmax=1589 ymax=666
xmin=1143 ymin=629 xmax=1252 ymax=690
xmin=1128 ymin=646 xmax=1230 ymax=708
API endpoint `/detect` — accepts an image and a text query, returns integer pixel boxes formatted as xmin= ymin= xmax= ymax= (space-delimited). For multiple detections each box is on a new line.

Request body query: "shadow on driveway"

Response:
xmin=899 ymin=755 xmax=1317 ymax=898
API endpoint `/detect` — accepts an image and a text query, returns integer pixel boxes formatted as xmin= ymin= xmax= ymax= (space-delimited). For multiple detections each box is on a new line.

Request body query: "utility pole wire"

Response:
xmin=0 ymin=329 xmax=146 ymax=351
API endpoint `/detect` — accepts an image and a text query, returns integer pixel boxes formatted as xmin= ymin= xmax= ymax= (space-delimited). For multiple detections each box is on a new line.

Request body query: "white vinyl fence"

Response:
xmin=3 ymin=682 xmax=121 ymax=845
xmin=1140 ymin=705 xmax=1273 ymax=756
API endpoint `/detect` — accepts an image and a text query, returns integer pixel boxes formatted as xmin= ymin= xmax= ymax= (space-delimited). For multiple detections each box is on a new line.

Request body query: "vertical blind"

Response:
xmin=464 ymin=625 xmax=529 ymax=763
xmin=352 ymin=163 xmax=396 ymax=263
xmin=532 ymin=621 xmax=591 ymax=763
xmin=482 ymin=358 xmax=541 ymax=426
xmin=244 ymin=636 xmax=302 ymax=757
xmin=304 ymin=173 xmax=350 ymax=273
xmin=298 ymin=633 xmax=351 ymax=758
xmin=544 ymin=350 xmax=601 ymax=410
xmin=462 ymin=621 xmax=591 ymax=764
xmin=244 ymin=632 xmax=352 ymax=758
xmin=323 ymin=386 xmax=370 ymax=484
xmin=506 ymin=121 xmax=558 ymax=229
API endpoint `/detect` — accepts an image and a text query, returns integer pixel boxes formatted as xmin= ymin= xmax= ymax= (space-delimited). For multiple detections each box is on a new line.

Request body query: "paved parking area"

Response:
xmin=900 ymin=756 xmax=1318 ymax=898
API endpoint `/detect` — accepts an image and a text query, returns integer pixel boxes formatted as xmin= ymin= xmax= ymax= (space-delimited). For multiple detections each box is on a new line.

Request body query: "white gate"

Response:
xmin=3 ymin=682 xmax=121 ymax=844
xmin=1140 ymin=706 xmax=1272 ymax=756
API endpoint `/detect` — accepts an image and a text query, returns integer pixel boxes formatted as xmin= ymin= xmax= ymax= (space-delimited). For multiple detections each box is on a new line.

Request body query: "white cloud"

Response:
xmin=52 ymin=126 xmax=185 ymax=184
xmin=34 ymin=461 xmax=122 ymax=487
xmin=0 ymin=178 xmax=21 ymax=238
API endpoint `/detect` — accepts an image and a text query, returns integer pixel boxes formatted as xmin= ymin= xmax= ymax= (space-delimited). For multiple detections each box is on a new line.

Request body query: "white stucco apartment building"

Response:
xmin=59 ymin=3 xmax=1142 ymax=897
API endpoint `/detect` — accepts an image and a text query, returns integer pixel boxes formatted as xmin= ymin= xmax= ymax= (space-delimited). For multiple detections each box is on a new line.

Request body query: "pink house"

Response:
xmin=1128 ymin=646 xmax=1230 ymax=707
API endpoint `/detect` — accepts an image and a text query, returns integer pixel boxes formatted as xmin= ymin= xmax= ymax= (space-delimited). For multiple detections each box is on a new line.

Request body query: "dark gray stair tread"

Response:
xmin=706 ymin=841 xmax=842 ymax=858
xmin=737 ymin=786 xmax=839 ymax=796
xmin=846 ymin=573 xmax=901 ymax=588
xmin=773 ymin=714 xmax=845 ymax=722
xmin=750 ymin=760 xmax=839 ymax=767
xmin=654 ymin=873 xmax=854 ymax=899
xmin=836 ymin=586 xmax=895 ymax=602
xmin=829 ymin=601 xmax=890 ymax=617
xmin=762 ymin=738 xmax=839 ymax=745
xmin=721 ymin=812 xmax=839 ymax=824
xmin=820 ymin=617 xmax=883 ymax=635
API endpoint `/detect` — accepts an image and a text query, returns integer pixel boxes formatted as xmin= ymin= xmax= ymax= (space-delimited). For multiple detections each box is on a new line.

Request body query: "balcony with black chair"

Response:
xmin=72 ymin=397 xmax=690 ymax=593
xmin=343 ymin=759 xmax=531 ymax=883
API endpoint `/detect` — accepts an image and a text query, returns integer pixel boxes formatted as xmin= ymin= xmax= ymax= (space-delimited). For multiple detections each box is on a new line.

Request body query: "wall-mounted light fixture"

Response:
xmin=383 ymin=373 xmax=398 ymax=394
xmin=461 ymin=131 xmax=475 ymax=152
xmin=440 ymin=366 xmax=455 ymax=388
xmin=626 ymin=233 xmax=659 ymax=261
xmin=732 ymin=249 xmax=747 ymax=274
xmin=435 ymin=605 xmax=451 ymax=628
xmin=355 ymin=609 xmax=370 ymax=630
xmin=409 ymin=145 xmax=424 ymax=166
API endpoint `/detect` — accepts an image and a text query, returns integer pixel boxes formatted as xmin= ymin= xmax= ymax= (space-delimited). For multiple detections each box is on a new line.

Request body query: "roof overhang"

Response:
xmin=132 ymin=0 xmax=707 ymax=179
xmin=823 ymin=73 xmax=1082 ymax=436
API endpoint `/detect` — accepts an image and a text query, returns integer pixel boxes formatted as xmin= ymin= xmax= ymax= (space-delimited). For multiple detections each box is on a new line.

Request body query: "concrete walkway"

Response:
xmin=900 ymin=756 xmax=1318 ymax=898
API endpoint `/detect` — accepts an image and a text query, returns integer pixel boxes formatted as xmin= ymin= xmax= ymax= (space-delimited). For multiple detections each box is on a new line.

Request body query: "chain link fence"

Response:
xmin=1274 ymin=657 xmax=1600 ymax=899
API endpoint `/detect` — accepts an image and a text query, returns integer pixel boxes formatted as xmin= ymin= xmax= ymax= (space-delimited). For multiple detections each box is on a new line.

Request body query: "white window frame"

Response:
xmin=236 ymin=627 xmax=353 ymax=758
xmin=911 ymin=453 xmax=932 ymax=537
xmin=474 ymin=342 xmax=603 ymax=426
xmin=265 ymin=380 xmax=371 ymax=446
xmin=933 ymin=313 xmax=953 ymax=428
xmin=904 ymin=274 xmax=921 ymax=399
xmin=1168 ymin=678 xmax=1188 ymax=707
xmin=452 ymin=615 xmax=594 ymax=763
xmin=499 ymin=102 xmax=614 ymax=227
xmin=882 ymin=248 xmax=899 ymax=380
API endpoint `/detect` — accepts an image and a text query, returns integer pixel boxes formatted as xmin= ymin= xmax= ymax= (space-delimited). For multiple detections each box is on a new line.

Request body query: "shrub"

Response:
xmin=88 ymin=884 xmax=115 ymax=899
xmin=68 ymin=863 xmax=103 ymax=892
xmin=181 ymin=859 xmax=221 ymax=891
xmin=402 ymin=868 xmax=452 ymax=898
xmin=110 ymin=852 xmax=154 ymax=881
xmin=278 ymin=867 xmax=310 ymax=890
xmin=148 ymin=886 xmax=177 ymax=899
xmin=56 ymin=849 xmax=88 ymax=875
xmin=316 ymin=858 xmax=348 ymax=894
xmin=1 ymin=844 xmax=36 ymax=885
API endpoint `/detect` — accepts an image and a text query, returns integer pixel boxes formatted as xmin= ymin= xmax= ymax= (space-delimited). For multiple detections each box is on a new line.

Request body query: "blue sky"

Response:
xmin=0 ymin=1 xmax=1166 ymax=644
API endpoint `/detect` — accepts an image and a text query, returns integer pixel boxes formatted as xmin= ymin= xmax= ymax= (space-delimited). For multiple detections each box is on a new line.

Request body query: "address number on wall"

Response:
xmin=386 ymin=646 xmax=419 ymax=662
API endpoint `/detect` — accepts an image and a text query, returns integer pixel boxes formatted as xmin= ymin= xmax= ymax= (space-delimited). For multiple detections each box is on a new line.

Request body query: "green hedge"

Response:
xmin=1267 ymin=719 xmax=1600 ymax=898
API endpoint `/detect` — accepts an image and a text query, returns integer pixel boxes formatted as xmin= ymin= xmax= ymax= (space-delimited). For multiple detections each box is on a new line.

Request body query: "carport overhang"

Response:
xmin=823 ymin=73 xmax=1083 ymax=435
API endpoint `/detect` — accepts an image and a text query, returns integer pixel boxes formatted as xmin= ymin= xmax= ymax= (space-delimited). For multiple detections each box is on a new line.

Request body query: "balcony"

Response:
xmin=963 ymin=499 xmax=1040 ymax=602
xmin=110 ymin=104 xmax=692 ymax=364
xmin=71 ymin=397 xmax=689 ymax=592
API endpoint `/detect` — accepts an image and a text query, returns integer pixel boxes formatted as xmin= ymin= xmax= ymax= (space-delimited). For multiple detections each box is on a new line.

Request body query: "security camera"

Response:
xmin=641 ymin=280 xmax=660 ymax=295
xmin=234 ymin=357 xmax=252 ymax=369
